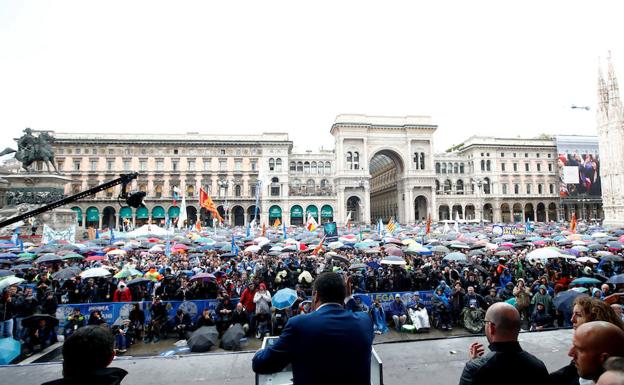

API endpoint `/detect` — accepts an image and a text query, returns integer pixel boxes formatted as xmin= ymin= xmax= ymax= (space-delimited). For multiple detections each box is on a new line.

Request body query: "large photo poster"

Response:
xmin=555 ymin=136 xmax=602 ymax=198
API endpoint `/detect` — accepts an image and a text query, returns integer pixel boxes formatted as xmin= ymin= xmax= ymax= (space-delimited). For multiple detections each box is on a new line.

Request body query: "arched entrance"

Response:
xmin=232 ymin=205 xmax=245 ymax=226
xmin=414 ymin=196 xmax=428 ymax=222
xmin=548 ymin=203 xmax=557 ymax=222
xmin=346 ymin=196 xmax=362 ymax=223
xmin=86 ymin=207 xmax=99 ymax=228
xmin=512 ymin=203 xmax=523 ymax=223
xmin=152 ymin=206 xmax=165 ymax=227
xmin=369 ymin=150 xmax=404 ymax=222
xmin=200 ymin=207 xmax=212 ymax=227
xmin=186 ymin=206 xmax=198 ymax=225
xmin=217 ymin=206 xmax=226 ymax=223
xmin=483 ymin=203 xmax=493 ymax=223
xmin=268 ymin=205 xmax=282 ymax=225
xmin=452 ymin=204 xmax=463 ymax=220
xmin=102 ymin=206 xmax=116 ymax=230
xmin=524 ymin=203 xmax=535 ymax=222
xmin=439 ymin=205 xmax=450 ymax=221
xmin=465 ymin=205 xmax=475 ymax=221
xmin=501 ymin=203 xmax=511 ymax=223
xmin=306 ymin=205 xmax=319 ymax=223
xmin=290 ymin=205 xmax=304 ymax=226
xmin=136 ymin=206 xmax=149 ymax=226
xmin=247 ymin=206 xmax=258 ymax=224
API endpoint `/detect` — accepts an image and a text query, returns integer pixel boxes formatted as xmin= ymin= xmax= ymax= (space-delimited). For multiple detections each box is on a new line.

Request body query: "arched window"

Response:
xmin=187 ymin=185 xmax=195 ymax=197
xmin=486 ymin=160 xmax=491 ymax=171
xmin=325 ymin=162 xmax=331 ymax=174
xmin=414 ymin=153 xmax=421 ymax=169
xmin=270 ymin=177 xmax=280 ymax=196
xmin=296 ymin=162 xmax=303 ymax=172
xmin=311 ymin=161 xmax=317 ymax=174
xmin=303 ymin=161 xmax=310 ymax=173
xmin=480 ymin=160 xmax=485 ymax=171
xmin=353 ymin=152 xmax=360 ymax=170
xmin=276 ymin=158 xmax=282 ymax=172
xmin=289 ymin=161 xmax=296 ymax=171
xmin=420 ymin=153 xmax=425 ymax=170
xmin=155 ymin=185 xmax=163 ymax=198
xmin=306 ymin=179 xmax=315 ymax=193
xmin=435 ymin=180 xmax=441 ymax=193
xmin=292 ymin=178 xmax=301 ymax=188
xmin=318 ymin=162 xmax=323 ymax=174
xmin=346 ymin=152 xmax=352 ymax=169
xmin=454 ymin=163 xmax=459 ymax=173
xmin=448 ymin=163 xmax=452 ymax=173
xmin=441 ymin=163 xmax=447 ymax=173
xmin=460 ymin=163 xmax=465 ymax=173
xmin=234 ymin=185 xmax=241 ymax=197
xmin=456 ymin=180 xmax=464 ymax=195
xmin=320 ymin=179 xmax=329 ymax=188
xmin=435 ymin=163 xmax=441 ymax=173
xmin=444 ymin=179 xmax=452 ymax=194
xmin=484 ymin=177 xmax=491 ymax=194
xmin=269 ymin=158 xmax=275 ymax=171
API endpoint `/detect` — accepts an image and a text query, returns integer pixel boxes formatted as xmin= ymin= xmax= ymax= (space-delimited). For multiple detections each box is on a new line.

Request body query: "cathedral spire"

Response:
xmin=607 ymin=51 xmax=621 ymax=108
xmin=598 ymin=58 xmax=609 ymax=117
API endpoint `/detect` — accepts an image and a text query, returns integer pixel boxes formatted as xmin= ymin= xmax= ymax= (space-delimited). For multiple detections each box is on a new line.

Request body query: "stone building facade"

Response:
xmin=24 ymin=114 xmax=601 ymax=229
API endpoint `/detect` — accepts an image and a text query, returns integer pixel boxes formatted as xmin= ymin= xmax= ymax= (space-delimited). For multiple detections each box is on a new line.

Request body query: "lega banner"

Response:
xmin=55 ymin=290 xmax=436 ymax=331
xmin=42 ymin=224 xmax=76 ymax=244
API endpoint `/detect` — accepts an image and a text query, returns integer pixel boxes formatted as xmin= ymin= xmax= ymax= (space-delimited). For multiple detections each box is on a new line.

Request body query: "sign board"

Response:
xmin=323 ymin=221 xmax=338 ymax=241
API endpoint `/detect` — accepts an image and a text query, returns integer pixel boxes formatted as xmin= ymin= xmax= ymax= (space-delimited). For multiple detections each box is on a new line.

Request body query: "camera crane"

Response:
xmin=0 ymin=172 xmax=143 ymax=229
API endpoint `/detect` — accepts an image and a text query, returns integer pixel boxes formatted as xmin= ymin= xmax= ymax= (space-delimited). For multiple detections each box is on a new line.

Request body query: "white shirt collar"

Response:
xmin=316 ymin=302 xmax=343 ymax=311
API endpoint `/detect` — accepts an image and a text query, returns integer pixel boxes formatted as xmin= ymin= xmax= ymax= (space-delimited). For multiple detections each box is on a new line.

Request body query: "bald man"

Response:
xmin=458 ymin=302 xmax=549 ymax=385
xmin=598 ymin=357 xmax=624 ymax=385
xmin=568 ymin=321 xmax=624 ymax=384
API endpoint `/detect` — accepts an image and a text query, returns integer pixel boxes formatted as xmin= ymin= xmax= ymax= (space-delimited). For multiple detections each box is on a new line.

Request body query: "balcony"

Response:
xmin=288 ymin=186 xmax=333 ymax=196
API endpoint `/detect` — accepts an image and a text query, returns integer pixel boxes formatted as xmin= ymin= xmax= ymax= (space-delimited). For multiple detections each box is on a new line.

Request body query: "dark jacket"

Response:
xmin=549 ymin=361 xmax=579 ymax=385
xmin=41 ymin=367 xmax=128 ymax=385
xmin=458 ymin=341 xmax=549 ymax=385
xmin=253 ymin=303 xmax=374 ymax=385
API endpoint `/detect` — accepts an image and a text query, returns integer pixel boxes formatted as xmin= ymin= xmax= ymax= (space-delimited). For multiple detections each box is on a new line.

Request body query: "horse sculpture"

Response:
xmin=0 ymin=128 xmax=60 ymax=174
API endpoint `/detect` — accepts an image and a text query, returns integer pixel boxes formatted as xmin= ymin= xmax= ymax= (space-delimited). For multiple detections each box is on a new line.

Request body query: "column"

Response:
xmin=533 ymin=207 xmax=537 ymax=222
xmin=493 ymin=206 xmax=501 ymax=223
xmin=363 ymin=186 xmax=371 ymax=225
xmin=98 ymin=214 xmax=103 ymax=230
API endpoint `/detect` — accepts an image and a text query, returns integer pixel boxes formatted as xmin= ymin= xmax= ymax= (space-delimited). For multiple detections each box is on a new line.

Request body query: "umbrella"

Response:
xmin=349 ymin=263 xmax=367 ymax=270
xmin=21 ymin=313 xmax=59 ymax=328
xmin=443 ymin=252 xmax=467 ymax=262
xmin=245 ymin=245 xmax=261 ymax=253
xmin=61 ymin=253 xmax=84 ymax=260
xmin=431 ymin=245 xmax=450 ymax=253
xmin=607 ymin=274 xmax=624 ymax=285
xmin=272 ymin=288 xmax=298 ymax=310
xmin=35 ymin=254 xmax=62 ymax=264
xmin=52 ymin=267 xmax=81 ymax=281
xmin=0 ymin=276 xmax=24 ymax=291
xmin=604 ymin=293 xmax=624 ymax=305
xmin=386 ymin=248 xmax=404 ymax=257
xmin=187 ymin=326 xmax=218 ymax=352
xmin=601 ymin=255 xmax=624 ymax=262
xmin=107 ymin=249 xmax=127 ymax=256
xmin=495 ymin=250 xmax=511 ymax=257
xmin=571 ymin=277 xmax=602 ymax=285
xmin=220 ymin=324 xmax=245 ymax=351
xmin=380 ymin=256 xmax=407 ymax=265
xmin=190 ymin=272 xmax=216 ymax=281
xmin=298 ymin=271 xmax=313 ymax=284
xmin=126 ymin=277 xmax=151 ymax=286
xmin=85 ymin=255 xmax=107 ymax=262
xmin=0 ymin=270 xmax=14 ymax=278
xmin=526 ymin=248 xmax=563 ymax=261
xmin=80 ymin=267 xmax=112 ymax=279
xmin=554 ymin=290 xmax=587 ymax=312
xmin=327 ymin=253 xmax=350 ymax=264
xmin=114 ymin=268 xmax=143 ymax=279
xmin=0 ymin=338 xmax=20 ymax=365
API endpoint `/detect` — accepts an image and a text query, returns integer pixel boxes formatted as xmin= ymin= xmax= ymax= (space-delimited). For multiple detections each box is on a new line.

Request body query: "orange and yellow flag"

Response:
xmin=273 ymin=218 xmax=281 ymax=228
xmin=199 ymin=188 xmax=224 ymax=222
xmin=312 ymin=236 xmax=326 ymax=255
xmin=426 ymin=215 xmax=432 ymax=235
xmin=570 ymin=212 xmax=577 ymax=233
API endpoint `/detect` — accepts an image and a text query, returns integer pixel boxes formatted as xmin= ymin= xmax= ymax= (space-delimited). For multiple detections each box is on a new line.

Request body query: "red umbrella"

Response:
xmin=85 ymin=255 xmax=106 ymax=262
xmin=173 ymin=243 xmax=189 ymax=250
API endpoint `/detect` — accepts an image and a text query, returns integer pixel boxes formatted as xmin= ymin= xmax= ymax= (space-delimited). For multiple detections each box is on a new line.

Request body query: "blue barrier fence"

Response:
xmin=54 ymin=290 xmax=435 ymax=331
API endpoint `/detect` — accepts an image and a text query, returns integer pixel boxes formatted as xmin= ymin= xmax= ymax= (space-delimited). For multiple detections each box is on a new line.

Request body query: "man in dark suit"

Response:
xmin=252 ymin=272 xmax=374 ymax=385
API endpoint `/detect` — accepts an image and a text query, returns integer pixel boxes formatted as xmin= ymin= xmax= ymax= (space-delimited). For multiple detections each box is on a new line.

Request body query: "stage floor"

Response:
xmin=1 ymin=329 xmax=573 ymax=385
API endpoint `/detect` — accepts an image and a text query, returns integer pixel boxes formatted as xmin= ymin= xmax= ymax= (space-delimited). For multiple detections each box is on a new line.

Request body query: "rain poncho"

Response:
xmin=370 ymin=304 xmax=388 ymax=334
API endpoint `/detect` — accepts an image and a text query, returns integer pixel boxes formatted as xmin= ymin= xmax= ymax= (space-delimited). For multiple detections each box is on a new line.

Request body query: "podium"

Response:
xmin=255 ymin=337 xmax=383 ymax=385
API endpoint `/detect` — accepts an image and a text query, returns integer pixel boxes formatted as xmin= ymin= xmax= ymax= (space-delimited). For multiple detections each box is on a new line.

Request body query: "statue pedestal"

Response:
xmin=0 ymin=173 xmax=75 ymax=236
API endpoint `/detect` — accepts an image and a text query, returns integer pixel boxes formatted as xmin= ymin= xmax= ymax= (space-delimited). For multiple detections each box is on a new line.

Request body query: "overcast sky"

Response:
xmin=1 ymin=1 xmax=622 ymax=155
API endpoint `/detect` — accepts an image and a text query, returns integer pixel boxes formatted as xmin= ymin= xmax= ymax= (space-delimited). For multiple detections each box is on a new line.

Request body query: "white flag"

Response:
xmin=177 ymin=194 xmax=187 ymax=229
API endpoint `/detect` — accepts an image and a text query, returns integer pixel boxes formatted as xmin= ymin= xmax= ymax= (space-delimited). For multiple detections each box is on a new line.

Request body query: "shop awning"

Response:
xmin=152 ymin=206 xmax=165 ymax=219
xmin=321 ymin=205 xmax=334 ymax=218
xmin=136 ymin=207 xmax=149 ymax=219
xmin=290 ymin=205 xmax=303 ymax=218
xmin=168 ymin=206 xmax=180 ymax=218
xmin=86 ymin=207 xmax=99 ymax=222
xmin=306 ymin=205 xmax=319 ymax=219
xmin=269 ymin=205 xmax=282 ymax=218
xmin=119 ymin=207 xmax=133 ymax=219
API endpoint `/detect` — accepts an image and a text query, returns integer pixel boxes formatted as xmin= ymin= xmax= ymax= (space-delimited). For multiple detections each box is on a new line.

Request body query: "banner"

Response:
xmin=42 ymin=224 xmax=76 ymax=244
xmin=555 ymin=135 xmax=602 ymax=198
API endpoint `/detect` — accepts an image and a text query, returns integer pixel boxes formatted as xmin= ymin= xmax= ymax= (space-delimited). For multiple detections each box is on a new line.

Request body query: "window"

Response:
xmin=513 ymin=163 xmax=518 ymax=172
xmin=514 ymin=184 xmax=519 ymax=194
xmin=420 ymin=153 xmax=425 ymax=170
xmin=219 ymin=160 xmax=226 ymax=171
xmin=304 ymin=161 xmax=310 ymax=173
xmin=234 ymin=185 xmax=241 ymax=197
xmin=290 ymin=162 xmax=296 ymax=172
xmin=486 ymin=160 xmax=491 ymax=171
xmin=537 ymin=163 xmax=541 ymax=172
xmin=73 ymin=160 xmax=81 ymax=171
xmin=202 ymin=160 xmax=210 ymax=171
xmin=186 ymin=185 xmax=195 ymax=197
xmin=156 ymin=160 xmax=164 ymax=171
xmin=413 ymin=153 xmax=421 ymax=169
xmin=454 ymin=163 xmax=459 ymax=173
xmin=548 ymin=154 xmax=552 ymax=158
xmin=502 ymin=183 xmax=508 ymax=194
xmin=270 ymin=177 xmax=280 ymax=196
xmin=483 ymin=177 xmax=491 ymax=194
xmin=57 ymin=160 xmax=64 ymax=171
xmin=548 ymin=163 xmax=553 ymax=172
xmin=525 ymin=163 xmax=529 ymax=172
xmin=501 ymin=163 xmax=506 ymax=171
xmin=538 ymin=184 xmax=543 ymax=194
xmin=320 ymin=179 xmax=329 ymax=188
xmin=353 ymin=152 xmax=359 ymax=170
xmin=140 ymin=160 xmax=147 ymax=171
xmin=269 ymin=158 xmax=275 ymax=171
xmin=501 ymin=153 xmax=505 ymax=157
xmin=456 ymin=180 xmax=464 ymax=194
xmin=346 ymin=152 xmax=352 ymax=169
xmin=550 ymin=184 xmax=555 ymax=194
xmin=480 ymin=160 xmax=485 ymax=171
xmin=174 ymin=149 xmax=179 ymax=155
xmin=536 ymin=153 xmax=540 ymax=158
xmin=525 ymin=153 xmax=529 ymax=158
xmin=526 ymin=184 xmax=531 ymax=194
xmin=172 ymin=160 xmax=179 ymax=171
xmin=311 ymin=161 xmax=317 ymax=174
xmin=324 ymin=162 xmax=330 ymax=174
xmin=106 ymin=187 xmax=114 ymax=198
xmin=250 ymin=184 xmax=256 ymax=197
xmin=235 ymin=160 xmax=242 ymax=171
xmin=296 ymin=162 xmax=303 ymax=173
xmin=188 ymin=159 xmax=196 ymax=171
xmin=276 ymin=158 xmax=282 ymax=172
xmin=459 ymin=163 xmax=464 ymax=173
xmin=155 ymin=185 xmax=163 ymax=198
xmin=251 ymin=160 xmax=257 ymax=171
xmin=220 ymin=149 xmax=226 ymax=155
xmin=90 ymin=160 xmax=97 ymax=171
xmin=107 ymin=160 xmax=114 ymax=171
xmin=441 ymin=163 xmax=447 ymax=173
xmin=123 ymin=160 xmax=131 ymax=171
xmin=306 ymin=179 xmax=315 ymax=193
xmin=76 ymin=148 xmax=81 ymax=155
xmin=513 ymin=153 xmax=517 ymax=158
xmin=435 ymin=163 xmax=441 ymax=173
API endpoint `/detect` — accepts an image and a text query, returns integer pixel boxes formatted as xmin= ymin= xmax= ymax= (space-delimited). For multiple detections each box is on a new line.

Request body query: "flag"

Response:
xmin=426 ymin=215 xmax=432 ymax=235
xmin=246 ymin=223 xmax=251 ymax=238
xmin=95 ymin=229 xmax=100 ymax=239
xmin=525 ymin=218 xmax=533 ymax=233
xmin=231 ymin=236 xmax=239 ymax=255
xmin=177 ymin=194 xmax=187 ymax=229
xmin=11 ymin=228 xmax=19 ymax=245
xmin=570 ymin=212 xmax=577 ymax=233
xmin=195 ymin=219 xmax=201 ymax=232
xmin=173 ymin=186 xmax=181 ymax=207
xmin=199 ymin=188 xmax=224 ymax=222
xmin=282 ymin=221 xmax=287 ymax=239
xmin=454 ymin=212 xmax=460 ymax=232
xmin=165 ymin=214 xmax=171 ymax=229
xmin=358 ymin=225 xmax=362 ymax=241
xmin=109 ymin=228 xmax=115 ymax=245
xmin=345 ymin=211 xmax=352 ymax=229
xmin=262 ymin=223 xmax=266 ymax=237
xmin=306 ymin=214 xmax=318 ymax=232
xmin=386 ymin=218 xmax=396 ymax=233
xmin=165 ymin=238 xmax=171 ymax=257
xmin=377 ymin=219 xmax=383 ymax=236
xmin=312 ymin=236 xmax=326 ymax=255
xmin=273 ymin=217 xmax=281 ymax=228
xmin=19 ymin=239 xmax=24 ymax=252
xmin=443 ymin=222 xmax=450 ymax=234
xmin=253 ymin=180 xmax=261 ymax=221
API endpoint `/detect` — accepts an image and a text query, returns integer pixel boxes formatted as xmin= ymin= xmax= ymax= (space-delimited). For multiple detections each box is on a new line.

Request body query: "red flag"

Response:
xmin=312 ymin=236 xmax=326 ymax=255
xmin=199 ymin=188 xmax=223 ymax=222
xmin=570 ymin=213 xmax=577 ymax=233
xmin=195 ymin=219 xmax=201 ymax=232
xmin=426 ymin=215 xmax=432 ymax=235
xmin=262 ymin=223 xmax=266 ymax=237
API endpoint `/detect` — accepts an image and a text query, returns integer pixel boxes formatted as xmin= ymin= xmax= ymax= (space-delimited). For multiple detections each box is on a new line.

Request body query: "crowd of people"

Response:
xmin=2 ymin=220 xmax=624 ymax=358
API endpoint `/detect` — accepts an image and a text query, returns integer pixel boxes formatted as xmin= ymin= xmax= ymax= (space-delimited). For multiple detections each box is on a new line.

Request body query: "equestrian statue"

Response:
xmin=0 ymin=128 xmax=60 ymax=174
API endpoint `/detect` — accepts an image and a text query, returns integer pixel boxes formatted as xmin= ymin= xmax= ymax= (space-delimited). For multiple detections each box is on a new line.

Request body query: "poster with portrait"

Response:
xmin=555 ymin=136 xmax=602 ymax=198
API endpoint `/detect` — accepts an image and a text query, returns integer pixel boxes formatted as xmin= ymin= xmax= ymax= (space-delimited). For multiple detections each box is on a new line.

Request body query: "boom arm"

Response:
xmin=0 ymin=172 xmax=139 ymax=229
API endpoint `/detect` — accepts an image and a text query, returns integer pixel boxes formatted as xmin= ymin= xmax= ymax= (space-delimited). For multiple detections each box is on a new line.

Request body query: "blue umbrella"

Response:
xmin=272 ymin=288 xmax=298 ymax=310
xmin=366 ymin=262 xmax=381 ymax=269
xmin=608 ymin=274 xmax=624 ymax=285
xmin=554 ymin=290 xmax=587 ymax=311
xmin=0 ymin=337 xmax=20 ymax=364
xmin=571 ymin=277 xmax=602 ymax=285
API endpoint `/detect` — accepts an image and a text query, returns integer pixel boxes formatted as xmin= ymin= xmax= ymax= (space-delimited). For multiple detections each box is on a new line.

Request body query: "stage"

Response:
xmin=0 ymin=329 xmax=573 ymax=385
